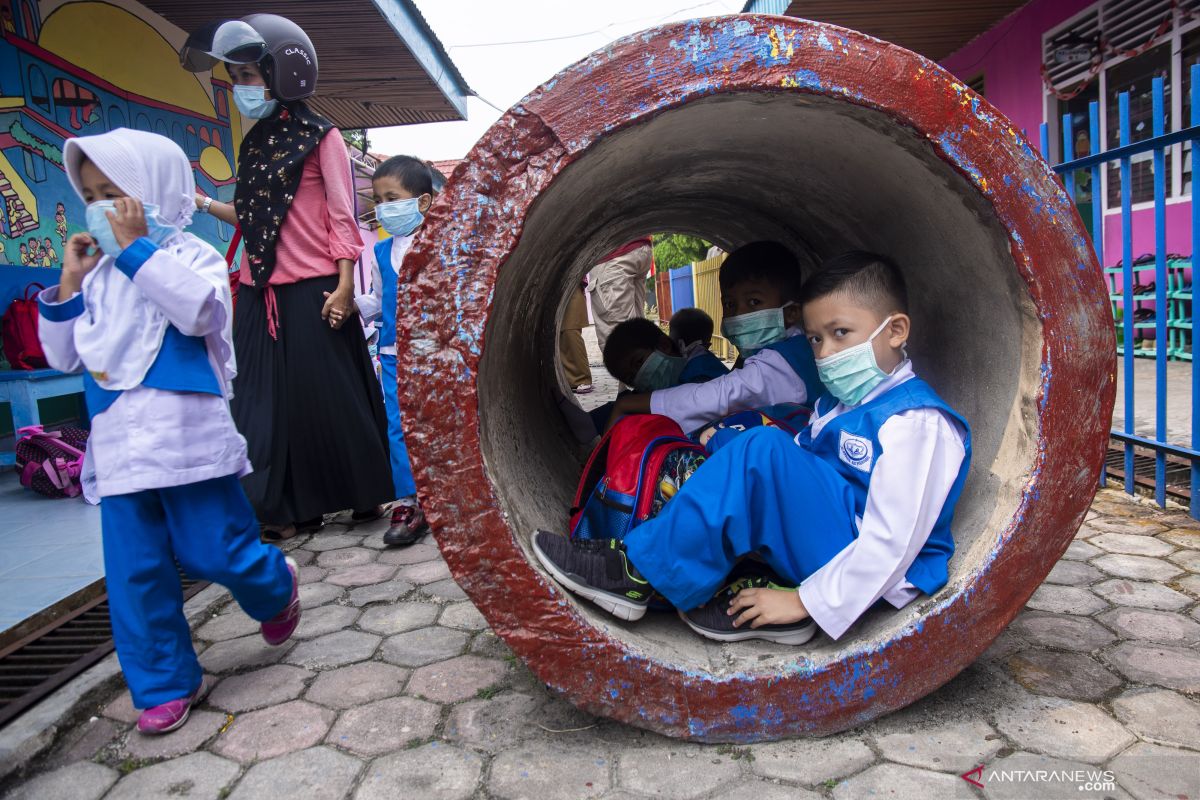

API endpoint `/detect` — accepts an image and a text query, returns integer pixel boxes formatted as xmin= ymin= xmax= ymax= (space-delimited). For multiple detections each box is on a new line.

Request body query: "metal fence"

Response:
xmin=1040 ymin=66 xmax=1200 ymax=518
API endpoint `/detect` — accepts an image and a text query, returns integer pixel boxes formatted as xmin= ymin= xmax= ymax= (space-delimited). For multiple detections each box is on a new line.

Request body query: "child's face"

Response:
xmin=78 ymin=159 xmax=127 ymax=203
xmin=614 ymin=337 xmax=675 ymax=386
xmin=372 ymin=174 xmax=431 ymax=214
xmin=802 ymin=291 xmax=910 ymax=373
xmin=722 ymin=278 xmax=802 ymax=328
xmin=227 ymin=62 xmax=268 ymax=94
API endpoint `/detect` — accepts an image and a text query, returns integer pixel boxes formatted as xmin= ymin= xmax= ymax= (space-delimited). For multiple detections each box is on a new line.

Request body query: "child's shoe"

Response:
xmin=531 ymin=530 xmax=651 ymax=621
xmin=261 ymin=556 xmax=301 ymax=646
xmin=383 ymin=502 xmax=429 ymax=547
xmin=680 ymin=576 xmax=817 ymax=645
xmin=136 ymin=677 xmax=210 ymax=735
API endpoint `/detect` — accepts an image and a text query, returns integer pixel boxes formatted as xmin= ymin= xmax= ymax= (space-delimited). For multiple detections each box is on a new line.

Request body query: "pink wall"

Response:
xmin=940 ymin=0 xmax=1194 ymax=265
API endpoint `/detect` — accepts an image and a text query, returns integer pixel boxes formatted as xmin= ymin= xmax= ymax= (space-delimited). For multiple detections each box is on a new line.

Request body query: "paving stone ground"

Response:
xmin=1 ymin=335 xmax=1199 ymax=798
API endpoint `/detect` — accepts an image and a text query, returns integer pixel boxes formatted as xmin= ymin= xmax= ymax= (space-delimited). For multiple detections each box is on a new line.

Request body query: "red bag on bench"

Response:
xmin=2 ymin=283 xmax=48 ymax=370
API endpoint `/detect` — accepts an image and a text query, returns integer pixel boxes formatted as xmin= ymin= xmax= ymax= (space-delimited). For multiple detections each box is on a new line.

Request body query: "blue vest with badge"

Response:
xmin=374 ymin=238 xmax=399 ymax=350
xmin=759 ymin=334 xmax=825 ymax=401
xmin=679 ymin=350 xmax=729 ymax=384
xmin=83 ymin=326 xmax=221 ymax=419
xmin=796 ymin=377 xmax=972 ymax=596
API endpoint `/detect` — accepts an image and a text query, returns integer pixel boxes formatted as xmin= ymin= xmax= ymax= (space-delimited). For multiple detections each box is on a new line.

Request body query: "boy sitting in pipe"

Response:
xmin=533 ymin=251 xmax=971 ymax=644
xmin=602 ymin=241 xmax=823 ymax=436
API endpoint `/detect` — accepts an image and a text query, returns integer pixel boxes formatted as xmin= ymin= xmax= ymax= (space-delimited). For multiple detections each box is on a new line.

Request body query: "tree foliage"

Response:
xmin=342 ymin=129 xmax=369 ymax=153
xmin=652 ymin=233 xmax=711 ymax=273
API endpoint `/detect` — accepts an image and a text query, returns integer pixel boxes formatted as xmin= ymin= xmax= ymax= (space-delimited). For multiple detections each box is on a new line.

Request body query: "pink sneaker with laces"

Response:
xmin=261 ymin=556 xmax=301 ymax=646
xmin=136 ymin=677 xmax=210 ymax=735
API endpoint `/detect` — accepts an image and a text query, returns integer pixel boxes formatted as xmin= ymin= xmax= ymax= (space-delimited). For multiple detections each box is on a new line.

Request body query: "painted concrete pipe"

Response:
xmin=397 ymin=15 xmax=1115 ymax=741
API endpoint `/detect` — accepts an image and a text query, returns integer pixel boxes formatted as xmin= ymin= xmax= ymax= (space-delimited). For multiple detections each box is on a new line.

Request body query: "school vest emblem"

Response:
xmin=838 ymin=430 xmax=873 ymax=472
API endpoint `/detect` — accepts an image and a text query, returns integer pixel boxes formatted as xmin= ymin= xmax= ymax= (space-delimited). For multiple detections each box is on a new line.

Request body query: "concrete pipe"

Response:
xmin=397 ymin=14 xmax=1115 ymax=741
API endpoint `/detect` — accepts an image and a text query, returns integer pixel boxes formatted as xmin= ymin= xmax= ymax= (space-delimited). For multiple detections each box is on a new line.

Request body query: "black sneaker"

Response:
xmin=531 ymin=531 xmax=651 ymax=621
xmin=680 ymin=576 xmax=817 ymax=645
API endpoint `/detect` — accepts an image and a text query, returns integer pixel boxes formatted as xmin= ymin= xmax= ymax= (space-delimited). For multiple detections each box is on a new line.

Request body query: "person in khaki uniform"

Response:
xmin=560 ymin=280 xmax=593 ymax=393
xmin=588 ymin=238 xmax=653 ymax=354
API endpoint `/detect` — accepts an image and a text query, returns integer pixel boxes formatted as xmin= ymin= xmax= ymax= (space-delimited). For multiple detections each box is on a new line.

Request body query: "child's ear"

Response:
xmin=887 ymin=313 xmax=911 ymax=349
xmin=418 ymin=193 xmax=433 ymax=214
xmin=783 ymin=301 xmax=803 ymax=329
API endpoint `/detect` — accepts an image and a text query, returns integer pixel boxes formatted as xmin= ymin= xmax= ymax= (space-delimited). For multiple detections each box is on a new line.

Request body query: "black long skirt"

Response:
xmin=231 ymin=275 xmax=393 ymax=526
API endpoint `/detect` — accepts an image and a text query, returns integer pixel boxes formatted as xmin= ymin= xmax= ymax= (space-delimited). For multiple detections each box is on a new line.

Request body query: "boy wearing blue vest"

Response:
xmin=38 ymin=130 xmax=299 ymax=733
xmin=603 ymin=241 xmax=823 ymax=435
xmin=534 ymin=251 xmax=970 ymax=645
xmin=355 ymin=156 xmax=433 ymax=547
xmin=668 ymin=307 xmax=730 ymax=385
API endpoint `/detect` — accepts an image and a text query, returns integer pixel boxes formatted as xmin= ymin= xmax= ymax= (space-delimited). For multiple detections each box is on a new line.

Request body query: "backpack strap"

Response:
xmin=22 ymin=283 xmax=45 ymax=302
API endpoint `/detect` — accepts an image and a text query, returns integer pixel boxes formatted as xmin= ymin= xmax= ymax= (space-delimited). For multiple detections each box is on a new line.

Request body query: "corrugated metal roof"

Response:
xmin=741 ymin=0 xmax=1030 ymax=62
xmin=142 ymin=0 xmax=471 ymax=129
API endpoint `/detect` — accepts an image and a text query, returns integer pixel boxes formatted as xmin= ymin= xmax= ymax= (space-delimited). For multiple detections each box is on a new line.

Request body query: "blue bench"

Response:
xmin=0 ymin=369 xmax=85 ymax=466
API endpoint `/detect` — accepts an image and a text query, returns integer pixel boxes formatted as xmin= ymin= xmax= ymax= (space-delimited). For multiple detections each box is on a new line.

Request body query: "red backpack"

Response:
xmin=2 ymin=283 xmax=48 ymax=370
xmin=569 ymin=414 xmax=706 ymax=541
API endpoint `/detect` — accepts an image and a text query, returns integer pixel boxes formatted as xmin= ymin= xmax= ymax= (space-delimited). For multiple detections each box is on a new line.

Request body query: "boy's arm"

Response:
xmin=647 ymin=348 xmax=807 ymax=433
xmin=797 ymin=409 xmax=967 ymax=640
xmin=115 ymin=240 xmax=229 ymax=338
xmin=355 ymin=256 xmax=383 ymax=323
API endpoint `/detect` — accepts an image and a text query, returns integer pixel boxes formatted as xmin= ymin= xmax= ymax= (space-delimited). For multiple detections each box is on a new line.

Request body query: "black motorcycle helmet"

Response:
xmin=180 ymin=14 xmax=318 ymax=102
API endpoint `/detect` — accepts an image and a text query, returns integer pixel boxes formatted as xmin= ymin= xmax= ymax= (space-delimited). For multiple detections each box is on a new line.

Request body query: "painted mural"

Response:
xmin=0 ymin=0 xmax=240 ymax=267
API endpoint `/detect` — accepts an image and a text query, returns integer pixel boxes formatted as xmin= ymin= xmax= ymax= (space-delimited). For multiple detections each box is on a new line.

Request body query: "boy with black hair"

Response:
xmin=603 ymin=241 xmax=821 ymax=435
xmin=355 ymin=155 xmax=434 ymax=547
xmin=534 ymin=251 xmax=970 ymax=645
xmin=668 ymin=307 xmax=729 ymax=384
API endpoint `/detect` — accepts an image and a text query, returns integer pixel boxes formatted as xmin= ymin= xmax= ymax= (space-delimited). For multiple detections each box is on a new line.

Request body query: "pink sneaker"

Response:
xmin=136 ymin=677 xmax=210 ymax=735
xmin=261 ymin=556 xmax=301 ymax=646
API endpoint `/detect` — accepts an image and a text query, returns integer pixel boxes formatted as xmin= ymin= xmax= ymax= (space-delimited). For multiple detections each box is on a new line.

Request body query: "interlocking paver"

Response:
xmin=105 ymin=752 xmax=239 ymax=800
xmin=1110 ymin=742 xmax=1200 ymax=800
xmin=1025 ymin=584 xmax=1108 ymax=616
xmin=292 ymin=604 xmax=360 ymax=639
xmin=490 ymin=740 xmax=611 ymax=800
xmin=123 ymin=710 xmax=225 ymax=760
xmin=751 ymin=736 xmax=875 ymax=785
xmin=422 ymin=578 xmax=468 ymax=600
xmin=377 ymin=541 xmax=441 ymax=566
xmin=208 ymin=664 xmax=313 ymax=713
xmin=306 ymin=662 xmax=410 ymax=709
xmin=976 ymin=751 xmax=1134 ymax=800
xmin=719 ymin=780 xmax=821 ymax=800
xmin=288 ymin=549 xmax=315 ymax=566
xmin=284 ymin=630 xmax=380 ymax=669
xmin=992 ymin=693 xmax=1134 ymax=763
xmin=1176 ymin=573 xmax=1200 ymax=596
xmin=1105 ymin=641 xmax=1200 ymax=692
xmin=355 ymin=743 xmax=483 ymax=800
xmin=1005 ymin=650 xmax=1121 ymax=701
xmin=300 ymin=533 xmax=364 ymax=552
xmin=229 ymin=746 xmax=362 ymax=800
xmin=211 ymin=700 xmax=335 ymax=764
xmin=2 ymin=762 xmax=117 ymax=800
xmin=324 ymin=564 xmax=398 ymax=587
xmin=195 ymin=609 xmax=261 ymax=642
xmin=398 ymin=559 xmax=452 ymax=585
xmin=1093 ymin=553 xmax=1183 ymax=581
xmin=1158 ymin=528 xmax=1200 ymax=549
xmin=297 ymin=566 xmax=328 ymax=584
xmin=1097 ymin=607 xmax=1200 ymax=644
xmin=1111 ymin=688 xmax=1200 ymax=749
xmin=872 ymin=718 xmax=1005 ymax=773
xmin=1092 ymin=579 xmax=1191 ymax=610
xmin=1011 ymin=612 xmax=1116 ymax=651
xmin=298 ymin=581 xmax=342 ymax=609
xmin=832 ymin=763 xmax=974 ymax=800
xmin=357 ymin=601 xmax=439 ymax=635
xmin=1063 ymin=540 xmax=1103 ymax=560
xmin=439 ymin=602 xmax=488 ymax=630
xmin=381 ymin=626 xmax=468 ymax=667
xmin=347 ymin=579 xmax=415 ymax=606
xmin=1086 ymin=517 xmax=1167 ymax=536
xmin=102 ymin=690 xmax=140 ymax=724
xmin=470 ymin=631 xmax=514 ymax=659
xmin=316 ymin=547 xmax=376 ymax=569
xmin=325 ymin=696 xmax=441 ymax=756
xmin=1091 ymin=533 xmax=1174 ymax=557
xmin=1168 ymin=549 xmax=1200 ymax=571
xmin=406 ymin=655 xmax=508 ymax=703
xmin=445 ymin=692 xmax=541 ymax=751
xmin=1044 ymin=560 xmax=1103 ymax=585
xmin=197 ymin=633 xmax=290 ymax=673
xmin=44 ymin=717 xmax=121 ymax=768
xmin=619 ymin=742 xmax=743 ymax=799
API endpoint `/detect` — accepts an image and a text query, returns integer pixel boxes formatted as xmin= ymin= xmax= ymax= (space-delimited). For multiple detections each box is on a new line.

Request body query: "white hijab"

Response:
xmin=63 ymin=129 xmax=236 ymax=394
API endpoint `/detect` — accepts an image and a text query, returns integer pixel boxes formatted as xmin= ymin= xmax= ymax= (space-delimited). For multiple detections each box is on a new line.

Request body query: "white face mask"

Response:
xmin=814 ymin=316 xmax=894 ymax=406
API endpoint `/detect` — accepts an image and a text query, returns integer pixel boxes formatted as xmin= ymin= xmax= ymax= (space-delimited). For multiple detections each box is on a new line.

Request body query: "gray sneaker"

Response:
xmin=680 ymin=576 xmax=817 ymax=645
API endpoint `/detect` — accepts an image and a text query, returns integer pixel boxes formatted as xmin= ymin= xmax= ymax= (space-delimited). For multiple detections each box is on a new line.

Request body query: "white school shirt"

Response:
xmin=354 ymin=233 xmax=414 ymax=356
xmin=649 ymin=329 xmax=810 ymax=434
xmin=796 ymin=360 xmax=968 ymax=640
xmin=38 ymin=249 xmax=250 ymax=498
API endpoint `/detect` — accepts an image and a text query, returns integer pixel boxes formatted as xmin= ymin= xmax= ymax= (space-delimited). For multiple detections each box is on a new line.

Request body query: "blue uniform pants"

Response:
xmin=624 ymin=427 xmax=858 ymax=611
xmin=101 ymin=475 xmax=292 ymax=708
xmin=379 ymin=353 xmax=417 ymax=498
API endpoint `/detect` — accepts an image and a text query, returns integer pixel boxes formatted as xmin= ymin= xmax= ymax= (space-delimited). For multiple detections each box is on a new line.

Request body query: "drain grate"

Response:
xmin=0 ymin=575 xmax=207 ymax=730
xmin=1105 ymin=440 xmax=1193 ymax=504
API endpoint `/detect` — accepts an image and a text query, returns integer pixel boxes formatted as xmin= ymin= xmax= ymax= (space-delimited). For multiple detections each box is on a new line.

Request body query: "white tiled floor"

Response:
xmin=0 ymin=472 xmax=103 ymax=634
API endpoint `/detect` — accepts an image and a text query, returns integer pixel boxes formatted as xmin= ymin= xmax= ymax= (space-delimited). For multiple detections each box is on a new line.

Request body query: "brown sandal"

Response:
xmin=260 ymin=524 xmax=297 ymax=543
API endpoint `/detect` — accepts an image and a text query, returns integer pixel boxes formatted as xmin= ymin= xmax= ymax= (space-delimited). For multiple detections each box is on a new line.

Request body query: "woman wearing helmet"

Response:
xmin=182 ymin=15 xmax=392 ymax=540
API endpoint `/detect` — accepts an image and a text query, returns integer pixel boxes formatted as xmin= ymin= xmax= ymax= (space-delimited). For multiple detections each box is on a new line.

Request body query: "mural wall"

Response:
xmin=0 ymin=0 xmax=239 ymax=267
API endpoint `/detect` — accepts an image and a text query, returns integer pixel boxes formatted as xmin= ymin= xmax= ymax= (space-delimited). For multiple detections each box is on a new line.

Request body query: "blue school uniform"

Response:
xmin=678 ymin=349 xmax=729 ymax=384
xmin=373 ymin=237 xmax=418 ymax=498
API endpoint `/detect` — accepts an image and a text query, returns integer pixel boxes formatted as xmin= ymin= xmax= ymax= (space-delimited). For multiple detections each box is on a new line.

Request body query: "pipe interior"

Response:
xmin=477 ymin=91 xmax=1043 ymax=676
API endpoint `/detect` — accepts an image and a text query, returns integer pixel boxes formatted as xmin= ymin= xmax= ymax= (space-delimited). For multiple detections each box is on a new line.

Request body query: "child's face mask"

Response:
xmin=634 ymin=349 xmax=686 ymax=392
xmin=375 ymin=198 xmax=424 ymax=237
xmin=85 ymin=201 xmax=178 ymax=258
xmin=721 ymin=302 xmax=795 ymax=356
xmin=815 ymin=316 xmax=894 ymax=407
xmin=232 ymin=85 xmax=279 ymax=119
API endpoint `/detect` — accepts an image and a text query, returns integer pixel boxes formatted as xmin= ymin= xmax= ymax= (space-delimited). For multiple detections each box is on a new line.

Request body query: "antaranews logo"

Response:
xmin=962 ymin=763 xmax=1118 ymax=793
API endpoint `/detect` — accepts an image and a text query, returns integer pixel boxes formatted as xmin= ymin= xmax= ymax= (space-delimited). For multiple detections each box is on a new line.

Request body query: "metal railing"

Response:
xmin=1040 ymin=65 xmax=1200 ymax=517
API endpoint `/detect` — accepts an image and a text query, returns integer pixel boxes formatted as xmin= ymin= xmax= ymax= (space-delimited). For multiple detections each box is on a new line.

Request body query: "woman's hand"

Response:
xmin=60 ymin=233 xmax=102 ymax=298
xmin=106 ymin=197 xmax=150 ymax=249
xmin=322 ymin=286 xmax=357 ymax=329
xmin=727 ymin=587 xmax=809 ymax=628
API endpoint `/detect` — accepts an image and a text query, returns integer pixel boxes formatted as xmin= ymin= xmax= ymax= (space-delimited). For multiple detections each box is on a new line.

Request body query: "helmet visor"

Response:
xmin=180 ymin=20 xmax=267 ymax=72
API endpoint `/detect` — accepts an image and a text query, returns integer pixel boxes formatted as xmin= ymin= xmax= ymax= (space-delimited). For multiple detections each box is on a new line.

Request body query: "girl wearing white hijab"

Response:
xmin=37 ymin=129 xmax=302 ymax=735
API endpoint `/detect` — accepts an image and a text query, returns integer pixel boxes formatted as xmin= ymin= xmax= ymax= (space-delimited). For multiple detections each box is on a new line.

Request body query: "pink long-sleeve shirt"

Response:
xmin=239 ymin=128 xmax=364 ymax=286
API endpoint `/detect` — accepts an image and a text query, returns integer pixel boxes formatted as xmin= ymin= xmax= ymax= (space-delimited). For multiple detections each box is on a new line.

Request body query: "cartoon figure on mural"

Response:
xmin=40 ymin=236 xmax=56 ymax=266
xmin=54 ymin=201 xmax=66 ymax=246
xmin=17 ymin=242 xmax=28 ymax=265
xmin=26 ymin=237 xmax=40 ymax=265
